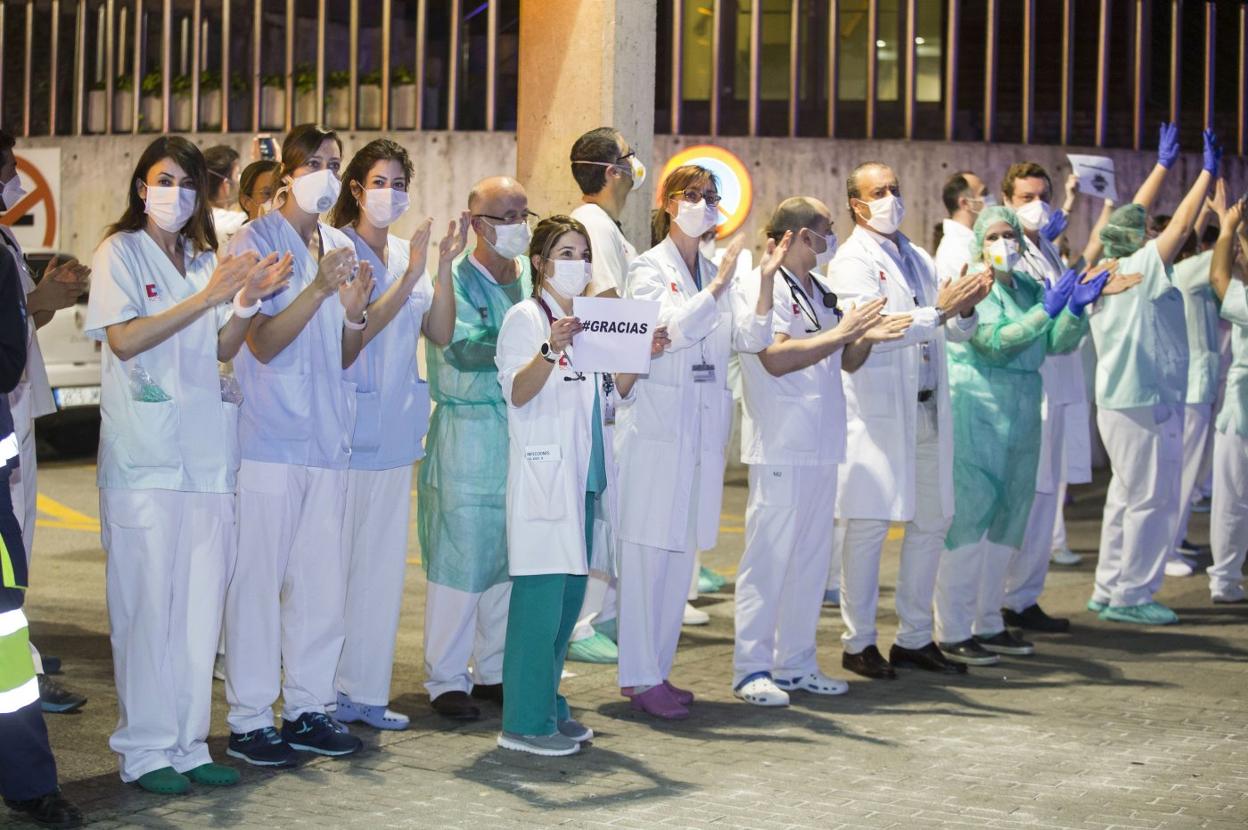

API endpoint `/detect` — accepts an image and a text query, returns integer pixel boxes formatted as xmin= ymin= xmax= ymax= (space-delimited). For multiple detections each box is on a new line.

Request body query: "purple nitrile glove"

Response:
xmin=1202 ymin=129 xmax=1223 ymax=176
xmin=1041 ymin=208 xmax=1069 ymax=242
xmin=1157 ymin=122 xmax=1180 ymax=169
xmin=1068 ymin=270 xmax=1110 ymax=317
xmin=1043 ymin=268 xmax=1079 ymax=318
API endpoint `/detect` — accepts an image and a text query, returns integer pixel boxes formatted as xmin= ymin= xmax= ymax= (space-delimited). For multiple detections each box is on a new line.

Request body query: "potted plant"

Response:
xmin=358 ymin=69 xmax=383 ymax=128
xmin=261 ymin=72 xmax=285 ymax=130
xmin=295 ymin=64 xmax=318 ymax=125
xmin=390 ymin=65 xmax=417 ymax=129
xmin=199 ymin=70 xmax=222 ymax=130
xmin=139 ymin=71 xmax=163 ymax=131
xmin=114 ymin=74 xmax=134 ymax=132
xmin=87 ymin=79 xmax=107 ymax=133
xmin=170 ymin=73 xmax=193 ymax=131
xmin=324 ymin=69 xmax=350 ymax=128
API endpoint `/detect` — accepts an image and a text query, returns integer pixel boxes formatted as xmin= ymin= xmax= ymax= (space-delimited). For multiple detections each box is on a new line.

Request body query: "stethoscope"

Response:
xmin=535 ymin=295 xmax=587 ymax=382
xmin=781 ymin=267 xmax=840 ymax=333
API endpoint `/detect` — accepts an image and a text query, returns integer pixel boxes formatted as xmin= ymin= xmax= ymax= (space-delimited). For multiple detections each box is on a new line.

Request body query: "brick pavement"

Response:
xmin=16 ymin=466 xmax=1248 ymax=829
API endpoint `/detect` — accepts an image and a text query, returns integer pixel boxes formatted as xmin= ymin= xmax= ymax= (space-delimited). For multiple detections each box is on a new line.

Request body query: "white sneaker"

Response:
xmin=1164 ymin=558 xmax=1195 ymax=578
xmin=213 ymin=654 xmax=226 ymax=682
xmin=733 ymin=674 xmax=789 ymax=707
xmin=682 ymin=603 xmax=709 ymax=626
xmin=1050 ymin=547 xmax=1082 ymax=566
xmin=1211 ymin=585 xmax=1246 ymax=604
xmin=774 ymin=671 xmax=849 ymax=696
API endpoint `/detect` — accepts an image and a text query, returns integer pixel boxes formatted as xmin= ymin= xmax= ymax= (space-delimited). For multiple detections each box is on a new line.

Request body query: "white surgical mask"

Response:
xmin=674 ymin=199 xmax=718 ymax=238
xmin=290 ymin=168 xmax=341 ymax=214
xmin=144 ymin=185 xmax=198 ymax=233
xmin=360 ymin=187 xmax=409 ymax=229
xmin=985 ymin=237 xmax=1020 ymax=272
xmin=860 ymin=193 xmax=905 ymax=235
xmin=698 ymin=237 xmax=718 ymax=261
xmin=546 ymin=258 xmax=590 ymax=298
xmin=1015 ymin=199 xmax=1051 ymax=231
xmin=810 ymin=232 xmax=838 ymax=268
xmin=487 ymin=220 xmax=533 ymax=260
xmin=2 ymin=175 xmax=26 ymax=211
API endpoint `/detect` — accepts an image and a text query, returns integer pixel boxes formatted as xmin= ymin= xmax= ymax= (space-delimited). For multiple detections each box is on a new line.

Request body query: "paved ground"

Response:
xmin=12 ymin=434 xmax=1248 ymax=829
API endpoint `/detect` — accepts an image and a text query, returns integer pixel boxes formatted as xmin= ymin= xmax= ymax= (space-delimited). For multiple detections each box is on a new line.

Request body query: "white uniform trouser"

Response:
xmin=101 ymin=488 xmax=233 ymax=782
xmin=1051 ymin=481 xmax=1069 ymax=553
xmin=1171 ymin=403 xmax=1213 ymax=556
xmin=9 ymin=417 xmax=43 ymax=674
xmin=225 ymin=460 xmax=348 ymax=733
xmin=935 ymin=536 xmax=1014 ymax=644
xmin=1208 ymin=428 xmax=1248 ymax=596
xmin=571 ymin=577 xmax=616 ymax=642
xmin=733 ymin=464 xmax=836 ymax=686
xmin=1093 ymin=406 xmax=1184 ymax=608
xmin=840 ymin=401 xmax=949 ymax=654
xmin=422 ymin=580 xmax=511 ymax=699
xmin=335 ymin=465 xmax=412 ymax=707
xmin=1004 ymin=401 xmax=1067 ymax=613
xmin=618 ymin=464 xmax=701 ymax=689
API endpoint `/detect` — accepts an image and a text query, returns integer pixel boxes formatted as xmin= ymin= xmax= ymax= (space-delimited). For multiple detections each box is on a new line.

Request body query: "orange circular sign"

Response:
xmin=656 ymin=144 xmax=753 ymax=239
xmin=0 ymin=156 xmax=57 ymax=248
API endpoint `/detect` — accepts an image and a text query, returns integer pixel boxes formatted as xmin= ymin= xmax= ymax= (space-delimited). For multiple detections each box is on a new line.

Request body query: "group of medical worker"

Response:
xmin=0 ymin=115 xmax=1245 ymax=817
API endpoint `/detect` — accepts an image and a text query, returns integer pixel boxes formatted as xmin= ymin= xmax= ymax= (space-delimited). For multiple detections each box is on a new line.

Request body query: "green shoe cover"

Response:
xmin=567 ymin=632 xmax=619 ymax=664
xmin=186 ymin=762 xmax=241 ymax=786
xmin=136 ymin=767 xmax=190 ymax=795
xmin=1086 ymin=599 xmax=1108 ymax=613
xmin=699 ymin=565 xmax=727 ymax=593
xmin=1098 ymin=602 xmax=1179 ymax=626
xmin=593 ymin=618 xmax=618 ymax=643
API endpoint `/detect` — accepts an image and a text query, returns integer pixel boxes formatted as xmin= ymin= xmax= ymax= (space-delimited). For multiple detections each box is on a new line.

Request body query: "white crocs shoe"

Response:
xmin=733 ymin=673 xmax=790 ymax=707
xmin=774 ymin=670 xmax=849 ymax=696
xmin=682 ymin=603 xmax=710 ymax=626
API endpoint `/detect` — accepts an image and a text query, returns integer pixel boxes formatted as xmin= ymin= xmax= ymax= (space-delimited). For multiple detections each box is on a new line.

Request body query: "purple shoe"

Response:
xmin=663 ymin=679 xmax=694 ymax=705
xmin=629 ymin=684 xmax=689 ymax=720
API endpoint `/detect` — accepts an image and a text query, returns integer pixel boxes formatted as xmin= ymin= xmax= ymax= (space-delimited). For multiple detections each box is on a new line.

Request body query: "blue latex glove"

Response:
xmin=1068 ymin=270 xmax=1110 ymax=317
xmin=1202 ymin=129 xmax=1223 ymax=176
xmin=1157 ymin=122 xmax=1180 ymax=169
xmin=1041 ymin=208 xmax=1069 ymax=242
xmin=1043 ymin=269 xmax=1078 ymax=318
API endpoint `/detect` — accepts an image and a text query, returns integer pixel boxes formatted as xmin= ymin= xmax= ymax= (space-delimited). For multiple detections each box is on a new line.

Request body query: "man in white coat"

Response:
xmin=827 ymin=162 xmax=989 ymax=679
xmin=934 ymin=171 xmax=990 ymax=282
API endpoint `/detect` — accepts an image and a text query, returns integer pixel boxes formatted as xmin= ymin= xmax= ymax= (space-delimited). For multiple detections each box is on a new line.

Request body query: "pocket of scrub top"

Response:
xmin=119 ymin=400 xmax=182 ymax=469
xmin=519 ymin=449 xmax=568 ymax=521
xmin=351 ymin=390 xmax=383 ymax=453
xmin=633 ymin=380 xmax=682 ymax=442
xmin=772 ymin=395 xmax=820 ymax=453
xmin=247 ymin=368 xmax=312 ymax=442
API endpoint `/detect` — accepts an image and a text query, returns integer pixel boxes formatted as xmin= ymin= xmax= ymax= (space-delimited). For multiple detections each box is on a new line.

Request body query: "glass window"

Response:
xmin=915 ymin=0 xmax=942 ymax=103
xmin=679 ymin=0 xmax=713 ymax=134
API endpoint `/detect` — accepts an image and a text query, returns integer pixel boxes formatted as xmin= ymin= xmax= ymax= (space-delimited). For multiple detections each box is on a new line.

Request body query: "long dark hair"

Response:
xmin=105 ymin=136 xmax=217 ymax=253
xmin=528 ymin=215 xmax=592 ymax=298
xmin=329 ymin=138 xmax=414 ymax=229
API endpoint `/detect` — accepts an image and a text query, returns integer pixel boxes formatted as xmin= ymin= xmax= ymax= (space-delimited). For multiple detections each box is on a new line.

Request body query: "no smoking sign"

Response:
xmin=1 ymin=148 xmax=61 ymax=252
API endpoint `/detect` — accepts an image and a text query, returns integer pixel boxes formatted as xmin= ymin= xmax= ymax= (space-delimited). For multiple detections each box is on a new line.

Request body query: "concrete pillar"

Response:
xmin=515 ymin=0 xmax=657 ymax=247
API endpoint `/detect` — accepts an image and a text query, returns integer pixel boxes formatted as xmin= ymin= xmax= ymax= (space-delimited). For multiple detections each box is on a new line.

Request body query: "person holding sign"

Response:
xmin=614 ymin=165 xmax=775 ymax=720
xmin=494 ymin=216 xmax=666 ymax=756
xmin=730 ymin=197 xmax=912 ymax=706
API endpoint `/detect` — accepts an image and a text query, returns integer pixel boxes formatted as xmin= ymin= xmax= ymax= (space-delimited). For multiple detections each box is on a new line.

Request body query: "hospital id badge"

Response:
xmin=603 ymin=397 xmax=617 ymax=426
xmin=692 ymin=362 xmax=716 ymax=383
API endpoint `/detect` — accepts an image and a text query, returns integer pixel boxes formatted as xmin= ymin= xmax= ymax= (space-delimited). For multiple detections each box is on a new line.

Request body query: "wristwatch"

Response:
xmin=540 ymin=341 xmax=559 ymax=363
xmin=933 ymin=305 xmax=948 ymax=325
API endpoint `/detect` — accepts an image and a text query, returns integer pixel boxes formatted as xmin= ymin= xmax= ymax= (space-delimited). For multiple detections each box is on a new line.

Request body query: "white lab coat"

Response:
xmin=826 ymin=225 xmax=975 ymax=522
xmin=496 ymin=292 xmax=625 ymax=576
xmin=571 ymin=202 xmax=637 ymax=297
xmin=615 ymin=237 xmax=773 ymax=552
xmin=934 ymin=218 xmax=975 ymax=283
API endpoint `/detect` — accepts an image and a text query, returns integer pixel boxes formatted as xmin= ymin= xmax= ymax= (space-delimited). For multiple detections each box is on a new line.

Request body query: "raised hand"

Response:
xmin=240 ymin=252 xmax=293 ymax=306
xmin=202 ymin=252 xmax=260 ymax=306
xmin=834 ymin=296 xmax=887 ymax=341
xmin=548 ymin=315 xmax=582 ymax=353
xmin=405 ymin=217 xmax=434 ymax=281
xmin=438 ymin=211 xmax=470 ymax=266
xmin=1041 ymin=208 xmax=1069 ymax=242
xmin=758 ymin=231 xmax=792 ymax=284
xmin=314 ymin=246 xmax=356 ymax=296
xmin=710 ymin=234 xmax=747 ymax=294
xmin=1202 ymin=129 xmax=1223 ymax=176
xmin=1157 ymin=122 xmax=1180 ymax=169
xmin=339 ymin=259 xmax=374 ymax=322
xmin=1206 ymin=177 xmax=1229 ymax=222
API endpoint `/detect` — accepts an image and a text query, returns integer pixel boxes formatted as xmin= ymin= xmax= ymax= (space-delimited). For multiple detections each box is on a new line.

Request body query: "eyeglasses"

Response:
xmin=473 ymin=209 xmax=538 ymax=227
xmin=669 ymin=188 xmax=722 ymax=208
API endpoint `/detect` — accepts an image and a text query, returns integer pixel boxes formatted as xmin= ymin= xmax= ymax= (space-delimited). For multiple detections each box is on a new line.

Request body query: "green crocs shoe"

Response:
xmin=1098 ymin=601 xmax=1179 ymax=626
xmin=567 ymin=631 xmax=618 ymax=664
xmin=593 ymin=618 xmax=618 ymax=644
xmin=186 ymin=762 xmax=241 ymax=787
xmin=698 ymin=566 xmax=727 ymax=593
xmin=1086 ymin=598 xmax=1108 ymax=614
xmin=136 ymin=767 xmax=190 ymax=795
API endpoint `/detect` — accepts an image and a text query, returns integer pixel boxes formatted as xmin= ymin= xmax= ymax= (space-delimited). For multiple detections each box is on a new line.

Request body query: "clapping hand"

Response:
xmin=438 ymin=211 xmax=471 ymax=266
xmin=758 ymin=231 xmax=793 ymax=284
xmin=339 ymin=259 xmax=375 ymax=323
xmin=1042 ymin=268 xmax=1078 ymax=317
xmin=404 ymin=217 xmax=434 ymax=281
xmin=834 ymin=296 xmax=888 ymax=342
xmin=202 ymin=252 xmax=261 ymax=306
xmin=709 ymin=235 xmax=746 ymax=295
xmin=239 ymin=253 xmax=294 ymax=306
xmin=313 ymin=246 xmax=357 ymax=296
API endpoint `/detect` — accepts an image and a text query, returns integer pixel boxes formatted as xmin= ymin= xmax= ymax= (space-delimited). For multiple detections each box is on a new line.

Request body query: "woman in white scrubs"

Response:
xmin=495 ymin=216 xmax=666 ymax=755
xmin=224 ymin=124 xmax=376 ymax=766
xmin=615 ymin=165 xmax=773 ymax=719
xmin=86 ymin=136 xmax=290 ymax=793
xmin=328 ymin=139 xmax=466 ymax=729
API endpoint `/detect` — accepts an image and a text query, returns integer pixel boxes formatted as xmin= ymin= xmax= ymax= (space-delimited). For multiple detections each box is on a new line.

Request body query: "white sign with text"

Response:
xmin=571 ymin=296 xmax=660 ymax=374
xmin=1067 ymin=154 xmax=1118 ymax=203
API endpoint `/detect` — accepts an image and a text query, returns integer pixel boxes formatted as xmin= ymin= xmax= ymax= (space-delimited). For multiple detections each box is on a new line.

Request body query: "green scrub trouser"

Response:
xmin=500 ymin=493 xmax=593 ymax=736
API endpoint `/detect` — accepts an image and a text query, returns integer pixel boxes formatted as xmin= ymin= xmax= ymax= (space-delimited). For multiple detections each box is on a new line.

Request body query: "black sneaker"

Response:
xmin=282 ymin=712 xmax=363 ymax=757
xmin=40 ymin=655 xmax=63 ymax=676
xmin=974 ymin=629 xmax=1035 ymax=656
xmin=39 ymin=675 xmax=86 ymax=714
xmin=1002 ymin=603 xmax=1070 ymax=633
xmin=939 ymin=639 xmax=1001 ymax=666
xmin=227 ymin=726 xmax=298 ymax=767
xmin=4 ymin=792 xmax=83 ymax=827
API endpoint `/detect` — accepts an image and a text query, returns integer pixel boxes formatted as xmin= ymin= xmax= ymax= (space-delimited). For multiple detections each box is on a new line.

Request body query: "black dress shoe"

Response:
xmin=889 ymin=642 xmax=966 ymax=674
xmin=841 ymin=644 xmax=897 ymax=679
xmin=4 ymin=792 xmax=84 ymax=827
xmin=430 ymin=691 xmax=480 ymax=721
xmin=1002 ymin=603 xmax=1070 ymax=633
xmin=470 ymin=683 xmax=504 ymax=704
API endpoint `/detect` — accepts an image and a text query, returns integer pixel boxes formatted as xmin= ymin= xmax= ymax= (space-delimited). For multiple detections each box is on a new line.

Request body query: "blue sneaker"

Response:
xmin=227 ymin=726 xmax=297 ymax=767
xmin=282 ymin=712 xmax=363 ymax=757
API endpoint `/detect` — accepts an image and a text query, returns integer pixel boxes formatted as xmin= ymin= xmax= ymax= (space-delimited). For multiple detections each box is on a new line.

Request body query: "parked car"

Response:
xmin=27 ymin=251 xmax=101 ymax=412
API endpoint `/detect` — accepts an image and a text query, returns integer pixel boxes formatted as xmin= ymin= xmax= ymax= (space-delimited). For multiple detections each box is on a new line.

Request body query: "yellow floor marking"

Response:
xmin=35 ymin=493 xmax=100 ymax=533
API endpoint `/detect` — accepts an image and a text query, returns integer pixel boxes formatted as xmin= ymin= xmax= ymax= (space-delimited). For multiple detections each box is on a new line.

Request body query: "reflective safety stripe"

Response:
xmin=0 ymin=615 xmax=36 ymax=697
xmin=0 ymin=676 xmax=40 ymax=713
xmin=0 ymin=431 xmax=17 ymax=465
xmin=0 ymin=607 xmax=29 ymax=636
xmin=1 ymin=528 xmax=21 ymax=590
